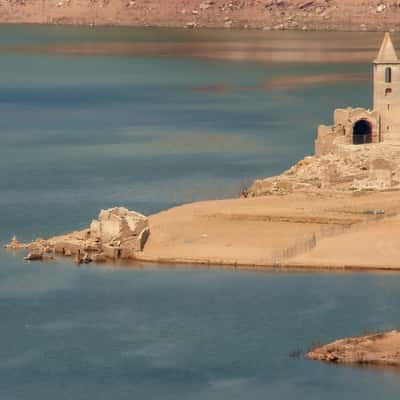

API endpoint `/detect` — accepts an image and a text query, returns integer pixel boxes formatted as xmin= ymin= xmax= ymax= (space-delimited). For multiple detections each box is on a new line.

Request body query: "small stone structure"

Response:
xmin=316 ymin=33 xmax=400 ymax=156
xmin=89 ymin=207 xmax=150 ymax=259
xmin=5 ymin=207 xmax=150 ymax=263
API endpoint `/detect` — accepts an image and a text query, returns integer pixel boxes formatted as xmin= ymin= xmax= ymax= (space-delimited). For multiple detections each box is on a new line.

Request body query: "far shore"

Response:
xmin=0 ymin=21 xmax=393 ymax=32
xmin=1 ymin=1 xmax=400 ymax=32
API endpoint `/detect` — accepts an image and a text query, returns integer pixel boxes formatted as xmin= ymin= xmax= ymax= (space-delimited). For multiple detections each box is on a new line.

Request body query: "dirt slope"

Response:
xmin=1 ymin=0 xmax=400 ymax=30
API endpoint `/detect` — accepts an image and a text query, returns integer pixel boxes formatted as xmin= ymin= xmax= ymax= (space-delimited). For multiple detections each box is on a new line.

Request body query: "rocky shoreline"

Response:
xmin=5 ymin=207 xmax=150 ymax=265
xmin=307 ymin=330 xmax=400 ymax=367
xmin=1 ymin=1 xmax=400 ymax=31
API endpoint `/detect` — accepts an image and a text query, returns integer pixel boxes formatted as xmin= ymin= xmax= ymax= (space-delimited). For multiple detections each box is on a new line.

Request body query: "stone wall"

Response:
xmin=374 ymin=63 xmax=400 ymax=142
xmin=315 ymin=107 xmax=381 ymax=156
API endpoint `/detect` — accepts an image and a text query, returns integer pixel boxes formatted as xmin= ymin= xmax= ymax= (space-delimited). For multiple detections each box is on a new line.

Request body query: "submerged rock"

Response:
xmin=24 ymin=252 xmax=44 ymax=261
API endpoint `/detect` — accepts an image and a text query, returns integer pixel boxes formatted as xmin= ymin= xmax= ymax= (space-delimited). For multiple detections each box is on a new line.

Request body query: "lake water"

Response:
xmin=0 ymin=25 xmax=400 ymax=399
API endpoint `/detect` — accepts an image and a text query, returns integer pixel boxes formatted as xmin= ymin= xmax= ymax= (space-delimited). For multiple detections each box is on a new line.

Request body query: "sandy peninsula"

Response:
xmin=7 ymin=139 xmax=400 ymax=271
xmin=307 ymin=330 xmax=400 ymax=367
xmin=7 ymin=186 xmax=400 ymax=271
xmin=137 ymin=190 xmax=400 ymax=270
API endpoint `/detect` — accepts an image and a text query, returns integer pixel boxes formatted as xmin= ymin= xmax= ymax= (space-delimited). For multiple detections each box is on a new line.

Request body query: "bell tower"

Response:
xmin=373 ymin=32 xmax=400 ymax=142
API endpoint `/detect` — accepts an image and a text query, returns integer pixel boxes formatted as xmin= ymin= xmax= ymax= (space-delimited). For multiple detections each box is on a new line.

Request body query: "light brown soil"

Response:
xmin=1 ymin=0 xmax=400 ymax=31
xmin=307 ymin=330 xmax=400 ymax=367
xmin=9 ymin=189 xmax=400 ymax=270
xmin=135 ymin=190 xmax=400 ymax=270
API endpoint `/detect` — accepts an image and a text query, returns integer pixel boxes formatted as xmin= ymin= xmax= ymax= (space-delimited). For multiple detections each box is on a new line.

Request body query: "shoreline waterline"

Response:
xmin=8 ymin=189 xmax=400 ymax=272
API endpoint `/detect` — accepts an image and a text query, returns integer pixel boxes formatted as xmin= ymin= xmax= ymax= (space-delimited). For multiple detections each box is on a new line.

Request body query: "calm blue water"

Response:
xmin=0 ymin=25 xmax=399 ymax=399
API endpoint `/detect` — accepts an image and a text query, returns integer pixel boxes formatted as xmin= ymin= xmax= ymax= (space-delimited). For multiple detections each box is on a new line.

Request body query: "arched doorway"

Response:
xmin=353 ymin=119 xmax=372 ymax=145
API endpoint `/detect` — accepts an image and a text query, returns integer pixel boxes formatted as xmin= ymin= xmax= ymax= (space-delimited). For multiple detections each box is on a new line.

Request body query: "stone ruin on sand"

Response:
xmin=5 ymin=207 xmax=150 ymax=263
xmin=245 ymin=32 xmax=400 ymax=197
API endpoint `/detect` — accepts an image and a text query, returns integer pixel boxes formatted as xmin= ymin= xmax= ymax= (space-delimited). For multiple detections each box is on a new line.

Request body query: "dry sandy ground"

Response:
xmin=1 ymin=0 xmax=400 ymax=31
xmin=136 ymin=190 xmax=400 ymax=270
xmin=8 ymin=186 xmax=400 ymax=271
xmin=293 ymin=216 xmax=400 ymax=269
xmin=308 ymin=330 xmax=400 ymax=367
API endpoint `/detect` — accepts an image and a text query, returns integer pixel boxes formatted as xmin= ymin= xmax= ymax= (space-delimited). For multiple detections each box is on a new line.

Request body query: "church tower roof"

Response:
xmin=374 ymin=32 xmax=400 ymax=64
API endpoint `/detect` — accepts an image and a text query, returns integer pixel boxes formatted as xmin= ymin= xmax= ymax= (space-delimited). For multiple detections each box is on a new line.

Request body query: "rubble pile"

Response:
xmin=244 ymin=144 xmax=400 ymax=197
xmin=4 ymin=207 xmax=150 ymax=264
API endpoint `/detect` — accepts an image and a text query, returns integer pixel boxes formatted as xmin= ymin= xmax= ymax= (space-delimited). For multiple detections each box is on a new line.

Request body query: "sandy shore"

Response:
xmin=7 ymin=188 xmax=400 ymax=271
xmin=133 ymin=190 xmax=400 ymax=270
xmin=1 ymin=1 xmax=400 ymax=31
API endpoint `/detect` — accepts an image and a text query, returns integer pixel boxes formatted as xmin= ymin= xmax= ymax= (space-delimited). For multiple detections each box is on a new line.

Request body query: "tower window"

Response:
xmin=386 ymin=88 xmax=392 ymax=96
xmin=385 ymin=67 xmax=392 ymax=83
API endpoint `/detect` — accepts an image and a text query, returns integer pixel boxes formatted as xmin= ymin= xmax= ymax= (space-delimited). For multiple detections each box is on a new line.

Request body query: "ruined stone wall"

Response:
xmin=315 ymin=107 xmax=381 ymax=156
xmin=315 ymin=125 xmax=340 ymax=157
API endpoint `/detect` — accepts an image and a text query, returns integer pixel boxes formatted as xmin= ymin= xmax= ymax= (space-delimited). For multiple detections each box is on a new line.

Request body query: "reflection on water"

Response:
xmin=192 ymin=84 xmax=234 ymax=94
xmin=264 ymin=72 xmax=369 ymax=90
xmin=0 ymin=41 xmax=379 ymax=63
xmin=192 ymin=72 xmax=369 ymax=93
xmin=0 ymin=26 xmax=393 ymax=64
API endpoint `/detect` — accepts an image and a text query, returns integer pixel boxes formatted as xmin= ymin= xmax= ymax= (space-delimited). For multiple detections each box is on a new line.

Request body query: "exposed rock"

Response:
xmin=80 ymin=252 xmax=92 ymax=264
xmin=376 ymin=3 xmax=386 ymax=13
xmin=4 ymin=236 xmax=23 ymax=250
xmin=92 ymin=253 xmax=107 ymax=263
xmin=4 ymin=0 xmax=400 ymax=32
xmin=5 ymin=207 xmax=150 ymax=264
xmin=199 ymin=1 xmax=214 ymax=11
xmin=185 ymin=21 xmax=197 ymax=28
xmin=4 ymin=236 xmax=50 ymax=253
xmin=24 ymin=252 xmax=44 ymax=261
xmin=91 ymin=207 xmax=148 ymax=248
xmin=244 ymin=143 xmax=400 ymax=197
xmin=299 ymin=1 xmax=314 ymax=10
xmin=307 ymin=330 xmax=400 ymax=367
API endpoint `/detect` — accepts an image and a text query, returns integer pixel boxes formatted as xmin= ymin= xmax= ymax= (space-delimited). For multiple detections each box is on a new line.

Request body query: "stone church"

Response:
xmin=316 ymin=33 xmax=400 ymax=156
